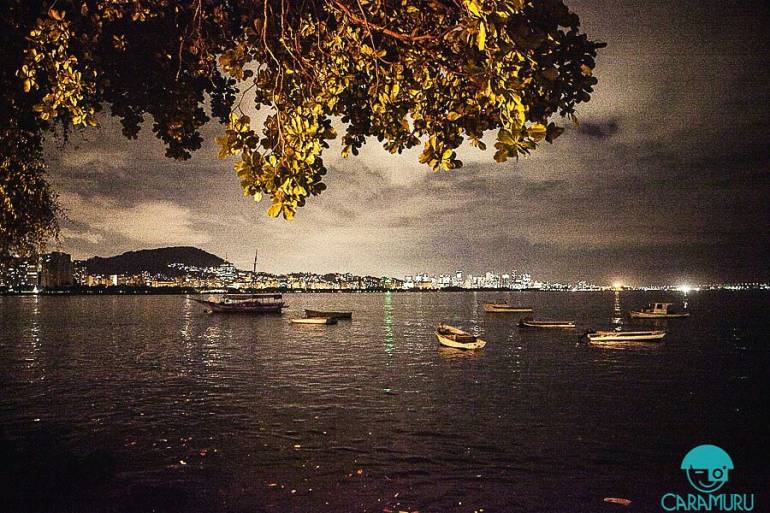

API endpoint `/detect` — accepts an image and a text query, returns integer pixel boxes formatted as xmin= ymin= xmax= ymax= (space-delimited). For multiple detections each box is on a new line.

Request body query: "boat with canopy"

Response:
xmin=630 ymin=303 xmax=689 ymax=319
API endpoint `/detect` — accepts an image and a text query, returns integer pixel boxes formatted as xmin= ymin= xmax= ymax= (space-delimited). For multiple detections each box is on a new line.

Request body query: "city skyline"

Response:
xmin=36 ymin=242 xmax=769 ymax=289
xmin=3 ymin=248 xmax=768 ymax=292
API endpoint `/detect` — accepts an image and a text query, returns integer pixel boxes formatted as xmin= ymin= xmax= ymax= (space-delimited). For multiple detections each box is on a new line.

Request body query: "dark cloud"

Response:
xmin=577 ymin=119 xmax=619 ymax=139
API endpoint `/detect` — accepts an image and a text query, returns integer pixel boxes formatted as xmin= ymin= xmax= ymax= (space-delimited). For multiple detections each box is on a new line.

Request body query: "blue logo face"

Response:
xmin=681 ymin=445 xmax=734 ymax=494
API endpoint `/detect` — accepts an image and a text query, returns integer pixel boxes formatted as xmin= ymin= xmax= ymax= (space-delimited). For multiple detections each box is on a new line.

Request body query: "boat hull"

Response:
xmin=519 ymin=320 xmax=576 ymax=329
xmin=192 ymin=298 xmax=284 ymax=314
xmin=630 ymin=311 xmax=689 ymax=319
xmin=587 ymin=330 xmax=666 ymax=343
xmin=292 ymin=318 xmax=337 ymax=325
xmin=304 ymin=309 xmax=353 ymax=319
xmin=483 ymin=303 xmax=533 ymax=313
xmin=436 ymin=333 xmax=487 ymax=350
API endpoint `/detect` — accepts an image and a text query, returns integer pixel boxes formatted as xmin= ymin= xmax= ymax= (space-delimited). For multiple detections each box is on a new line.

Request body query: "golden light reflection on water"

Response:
xmin=612 ymin=290 xmax=623 ymax=325
xmin=590 ymin=341 xmax=664 ymax=352
xmin=383 ymin=291 xmax=394 ymax=357
xmin=201 ymin=324 xmax=225 ymax=369
xmin=19 ymin=296 xmax=43 ymax=381
xmin=180 ymin=296 xmax=194 ymax=342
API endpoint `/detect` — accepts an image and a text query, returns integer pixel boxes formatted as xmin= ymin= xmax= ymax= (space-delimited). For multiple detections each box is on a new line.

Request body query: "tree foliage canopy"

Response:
xmin=0 ymin=0 xmax=603 ymax=253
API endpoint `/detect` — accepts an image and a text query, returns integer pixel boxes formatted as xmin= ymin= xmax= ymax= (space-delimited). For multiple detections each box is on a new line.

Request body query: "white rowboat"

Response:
xmin=483 ymin=303 xmax=533 ymax=313
xmin=435 ymin=324 xmax=487 ymax=350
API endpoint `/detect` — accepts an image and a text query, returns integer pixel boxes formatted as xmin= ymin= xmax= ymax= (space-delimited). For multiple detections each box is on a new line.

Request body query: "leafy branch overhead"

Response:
xmin=1 ymin=0 xmax=603 ymax=249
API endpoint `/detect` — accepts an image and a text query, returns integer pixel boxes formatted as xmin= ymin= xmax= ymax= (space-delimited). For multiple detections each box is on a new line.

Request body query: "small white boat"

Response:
xmin=630 ymin=303 xmax=689 ymax=319
xmin=586 ymin=330 xmax=666 ymax=343
xmin=435 ymin=324 xmax=487 ymax=350
xmin=483 ymin=303 xmax=533 ymax=313
xmin=291 ymin=317 xmax=338 ymax=325
xmin=519 ymin=318 xmax=576 ymax=329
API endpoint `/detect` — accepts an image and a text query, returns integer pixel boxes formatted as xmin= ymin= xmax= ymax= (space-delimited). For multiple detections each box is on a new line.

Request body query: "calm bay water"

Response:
xmin=1 ymin=291 xmax=769 ymax=513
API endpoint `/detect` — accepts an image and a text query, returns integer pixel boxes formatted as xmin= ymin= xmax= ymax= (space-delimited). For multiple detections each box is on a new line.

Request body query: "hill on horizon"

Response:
xmin=84 ymin=246 xmax=226 ymax=276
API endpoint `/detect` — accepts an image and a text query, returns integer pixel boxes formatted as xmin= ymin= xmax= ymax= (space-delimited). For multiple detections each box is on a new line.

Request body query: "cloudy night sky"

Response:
xmin=47 ymin=0 xmax=770 ymax=285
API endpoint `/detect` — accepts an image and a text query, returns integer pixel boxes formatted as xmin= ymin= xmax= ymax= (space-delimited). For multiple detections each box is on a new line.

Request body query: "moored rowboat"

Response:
xmin=435 ymin=324 xmax=487 ymax=350
xmin=304 ymin=309 xmax=353 ymax=319
xmin=519 ymin=318 xmax=576 ymax=329
xmin=291 ymin=317 xmax=338 ymax=325
xmin=586 ymin=330 xmax=666 ymax=343
xmin=483 ymin=303 xmax=533 ymax=313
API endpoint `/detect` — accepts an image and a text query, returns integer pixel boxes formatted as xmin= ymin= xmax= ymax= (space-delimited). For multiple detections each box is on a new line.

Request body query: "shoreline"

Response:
xmin=0 ymin=287 xmax=765 ymax=296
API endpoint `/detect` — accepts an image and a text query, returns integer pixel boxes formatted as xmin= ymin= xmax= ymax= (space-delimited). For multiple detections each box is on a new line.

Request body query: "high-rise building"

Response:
xmin=39 ymin=252 xmax=74 ymax=288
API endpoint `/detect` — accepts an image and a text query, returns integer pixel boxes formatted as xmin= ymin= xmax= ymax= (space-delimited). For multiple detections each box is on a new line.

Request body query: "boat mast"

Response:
xmin=252 ymin=249 xmax=258 ymax=286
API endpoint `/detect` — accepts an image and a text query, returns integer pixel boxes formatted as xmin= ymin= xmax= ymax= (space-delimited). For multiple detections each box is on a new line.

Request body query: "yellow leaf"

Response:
xmin=391 ymin=82 xmax=400 ymax=101
xmin=527 ymin=123 xmax=547 ymax=141
xmin=267 ymin=203 xmax=282 ymax=217
xmin=477 ymin=21 xmax=486 ymax=50
xmin=465 ymin=0 xmax=481 ymax=17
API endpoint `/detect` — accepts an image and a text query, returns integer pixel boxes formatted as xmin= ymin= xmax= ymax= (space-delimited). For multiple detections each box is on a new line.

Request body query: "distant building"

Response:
xmin=0 ymin=256 xmax=33 ymax=289
xmin=213 ymin=262 xmax=237 ymax=284
xmin=39 ymin=252 xmax=74 ymax=288
xmin=382 ymin=277 xmax=404 ymax=290
xmin=150 ymin=279 xmax=178 ymax=287
xmin=416 ymin=279 xmax=433 ymax=290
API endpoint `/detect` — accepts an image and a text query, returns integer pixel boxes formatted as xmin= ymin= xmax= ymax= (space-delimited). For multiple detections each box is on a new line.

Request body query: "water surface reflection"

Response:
xmin=0 ymin=291 xmax=768 ymax=513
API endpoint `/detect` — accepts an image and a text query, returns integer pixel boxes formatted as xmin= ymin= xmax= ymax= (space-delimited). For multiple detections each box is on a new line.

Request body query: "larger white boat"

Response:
xmin=192 ymin=293 xmax=285 ymax=313
xmin=630 ymin=303 xmax=689 ymax=319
